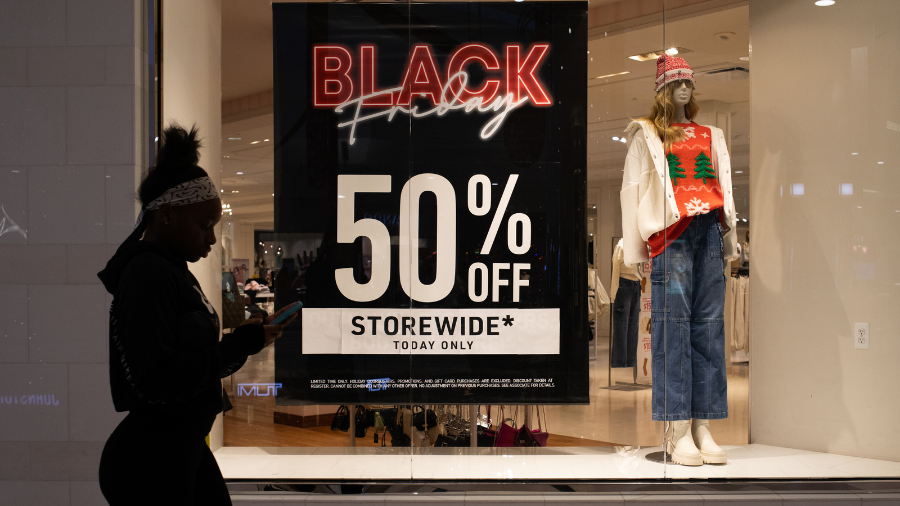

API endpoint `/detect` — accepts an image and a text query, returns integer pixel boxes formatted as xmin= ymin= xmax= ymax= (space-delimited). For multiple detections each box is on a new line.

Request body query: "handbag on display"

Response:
xmin=331 ymin=405 xmax=350 ymax=432
xmin=477 ymin=426 xmax=497 ymax=447
xmin=380 ymin=407 xmax=398 ymax=427
xmin=389 ymin=408 xmax=411 ymax=447
xmin=412 ymin=405 xmax=439 ymax=431
xmin=515 ymin=422 xmax=537 ymax=447
xmin=355 ymin=406 xmax=368 ymax=438
xmin=531 ymin=406 xmax=549 ymax=447
xmin=433 ymin=434 xmax=456 ymax=447
xmin=412 ymin=405 xmax=426 ymax=431
xmin=411 ymin=426 xmax=430 ymax=447
xmin=493 ymin=406 xmax=518 ymax=447
xmin=426 ymin=421 xmax=443 ymax=443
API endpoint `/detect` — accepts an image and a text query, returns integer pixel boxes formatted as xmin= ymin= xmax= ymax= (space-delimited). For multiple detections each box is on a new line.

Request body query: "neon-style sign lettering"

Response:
xmin=311 ymin=43 xmax=552 ymax=144
xmin=237 ymin=383 xmax=282 ymax=397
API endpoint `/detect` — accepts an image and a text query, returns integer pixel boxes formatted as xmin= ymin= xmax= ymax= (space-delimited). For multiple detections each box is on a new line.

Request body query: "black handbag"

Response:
xmin=433 ymin=434 xmax=456 ymax=447
xmin=412 ymin=406 xmax=438 ymax=431
xmin=380 ymin=407 xmax=398 ymax=427
xmin=355 ymin=406 xmax=368 ymax=438
xmin=331 ymin=405 xmax=350 ymax=432
xmin=388 ymin=408 xmax=410 ymax=446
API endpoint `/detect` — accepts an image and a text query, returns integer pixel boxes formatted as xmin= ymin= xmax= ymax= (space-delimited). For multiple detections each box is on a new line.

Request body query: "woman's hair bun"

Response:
xmin=156 ymin=123 xmax=202 ymax=170
xmin=138 ymin=122 xmax=209 ymax=206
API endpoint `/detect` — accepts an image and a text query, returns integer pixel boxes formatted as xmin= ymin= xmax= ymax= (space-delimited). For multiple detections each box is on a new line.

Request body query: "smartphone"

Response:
xmin=270 ymin=301 xmax=302 ymax=325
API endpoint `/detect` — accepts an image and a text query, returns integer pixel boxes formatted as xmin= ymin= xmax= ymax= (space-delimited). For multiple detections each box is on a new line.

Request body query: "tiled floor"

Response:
xmin=215 ymin=444 xmax=900 ymax=480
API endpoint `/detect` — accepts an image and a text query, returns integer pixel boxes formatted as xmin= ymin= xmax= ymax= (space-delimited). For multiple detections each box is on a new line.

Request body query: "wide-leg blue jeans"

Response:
xmin=650 ymin=211 xmax=728 ymax=421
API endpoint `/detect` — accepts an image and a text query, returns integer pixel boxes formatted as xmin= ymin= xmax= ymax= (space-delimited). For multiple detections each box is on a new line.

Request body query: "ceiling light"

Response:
xmin=739 ymin=56 xmax=749 ymax=61
xmin=877 ymin=161 xmax=884 ymax=164
xmin=228 ymin=137 xmax=241 ymax=140
xmin=628 ymin=47 xmax=692 ymax=61
xmin=612 ymin=136 xmax=619 ymax=141
xmin=594 ymin=71 xmax=631 ymax=80
xmin=667 ymin=48 xmax=678 ymax=55
xmin=852 ymin=152 xmax=858 ymax=155
xmin=250 ymin=141 xmax=260 ymax=144
xmin=815 ymin=0 xmax=835 ymax=5
xmin=236 ymin=172 xmax=243 ymax=175
xmin=735 ymin=171 xmax=743 ymax=174
xmin=620 ymin=138 xmax=626 ymax=143
xmin=264 ymin=139 xmax=270 ymax=142
xmin=742 ymin=218 xmax=747 ymax=222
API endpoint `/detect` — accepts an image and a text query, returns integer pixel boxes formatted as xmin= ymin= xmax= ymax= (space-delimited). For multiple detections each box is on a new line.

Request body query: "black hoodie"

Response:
xmin=98 ymin=241 xmax=264 ymax=420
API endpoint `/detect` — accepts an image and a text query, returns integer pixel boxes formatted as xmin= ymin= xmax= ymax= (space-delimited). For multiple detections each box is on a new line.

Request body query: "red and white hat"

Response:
xmin=655 ymin=54 xmax=694 ymax=92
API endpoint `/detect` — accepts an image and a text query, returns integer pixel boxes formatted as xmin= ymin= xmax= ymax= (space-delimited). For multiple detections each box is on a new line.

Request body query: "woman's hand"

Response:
xmin=239 ymin=312 xmax=297 ymax=348
xmin=264 ymin=304 xmax=298 ymax=325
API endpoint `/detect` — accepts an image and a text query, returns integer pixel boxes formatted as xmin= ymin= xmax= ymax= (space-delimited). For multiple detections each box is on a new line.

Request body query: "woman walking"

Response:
xmin=97 ymin=124 xmax=295 ymax=505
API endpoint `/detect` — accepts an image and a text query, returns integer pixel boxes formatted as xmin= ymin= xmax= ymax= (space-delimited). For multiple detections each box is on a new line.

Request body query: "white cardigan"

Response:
xmin=619 ymin=119 xmax=739 ymax=267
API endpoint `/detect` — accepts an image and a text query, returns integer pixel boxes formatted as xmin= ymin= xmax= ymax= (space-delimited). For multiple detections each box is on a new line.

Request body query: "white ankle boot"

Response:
xmin=666 ymin=420 xmax=703 ymax=466
xmin=691 ymin=419 xmax=727 ymax=464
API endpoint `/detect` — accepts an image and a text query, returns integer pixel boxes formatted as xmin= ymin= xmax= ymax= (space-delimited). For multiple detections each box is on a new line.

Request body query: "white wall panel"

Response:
xmin=0 ymin=284 xmax=29 ymax=363
xmin=0 ymin=168 xmax=28 ymax=245
xmin=27 ymin=166 xmax=106 ymax=244
xmin=0 ymin=480 xmax=70 ymax=506
xmin=0 ymin=364 xmax=68 ymax=441
xmin=0 ymin=0 xmax=67 ymax=47
xmin=66 ymin=87 xmax=136 ymax=166
xmin=28 ymin=285 xmax=107 ymax=363
xmin=0 ymin=88 xmax=67 ymax=166
xmin=749 ymin=0 xmax=900 ymax=462
xmin=0 ymin=245 xmax=67 ymax=284
xmin=26 ymin=47 xmax=106 ymax=86
xmin=0 ymin=48 xmax=27 ymax=86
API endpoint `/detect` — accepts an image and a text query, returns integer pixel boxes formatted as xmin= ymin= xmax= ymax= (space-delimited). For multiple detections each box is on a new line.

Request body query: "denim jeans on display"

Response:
xmin=650 ymin=211 xmax=728 ymax=421
xmin=611 ymin=278 xmax=641 ymax=368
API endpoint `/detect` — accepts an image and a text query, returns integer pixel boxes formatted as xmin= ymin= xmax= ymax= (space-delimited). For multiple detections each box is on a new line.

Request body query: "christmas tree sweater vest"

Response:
xmin=648 ymin=123 xmax=724 ymax=257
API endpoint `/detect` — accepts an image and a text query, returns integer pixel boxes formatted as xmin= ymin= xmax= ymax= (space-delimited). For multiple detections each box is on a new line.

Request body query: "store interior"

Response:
xmin=215 ymin=0 xmax=752 ymax=452
xmin=208 ymin=0 xmax=900 ymax=480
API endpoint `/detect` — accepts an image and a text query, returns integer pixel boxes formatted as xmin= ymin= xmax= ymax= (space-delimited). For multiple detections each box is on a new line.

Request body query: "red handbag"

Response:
xmin=531 ymin=406 xmax=549 ymax=447
xmin=515 ymin=422 xmax=537 ymax=447
xmin=493 ymin=406 xmax=518 ymax=447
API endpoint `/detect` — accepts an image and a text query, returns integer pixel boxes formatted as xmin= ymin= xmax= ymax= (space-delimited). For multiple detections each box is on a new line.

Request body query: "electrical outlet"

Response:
xmin=854 ymin=323 xmax=870 ymax=349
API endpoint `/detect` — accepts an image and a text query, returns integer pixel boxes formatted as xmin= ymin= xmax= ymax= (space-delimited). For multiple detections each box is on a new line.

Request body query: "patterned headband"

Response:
xmin=134 ymin=176 xmax=219 ymax=230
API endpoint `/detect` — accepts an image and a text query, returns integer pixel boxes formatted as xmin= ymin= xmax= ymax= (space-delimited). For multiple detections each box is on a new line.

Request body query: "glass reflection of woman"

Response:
xmin=97 ymin=125 xmax=296 ymax=505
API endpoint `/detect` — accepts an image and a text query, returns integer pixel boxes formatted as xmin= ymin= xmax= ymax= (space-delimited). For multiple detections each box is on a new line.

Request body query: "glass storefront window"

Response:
xmin=213 ymin=0 xmax=900 ymax=482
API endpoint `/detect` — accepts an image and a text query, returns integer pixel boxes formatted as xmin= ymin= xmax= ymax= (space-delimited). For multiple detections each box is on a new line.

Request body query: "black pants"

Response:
xmin=99 ymin=411 xmax=231 ymax=506
xmin=611 ymin=277 xmax=641 ymax=368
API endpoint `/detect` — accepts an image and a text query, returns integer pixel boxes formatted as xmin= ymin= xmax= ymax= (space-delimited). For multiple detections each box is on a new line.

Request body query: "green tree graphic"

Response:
xmin=694 ymin=151 xmax=716 ymax=184
xmin=667 ymin=152 xmax=686 ymax=186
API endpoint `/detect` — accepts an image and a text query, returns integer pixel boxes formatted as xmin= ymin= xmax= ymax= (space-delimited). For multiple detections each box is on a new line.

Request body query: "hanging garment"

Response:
xmin=588 ymin=269 xmax=611 ymax=320
xmin=611 ymin=278 xmax=641 ymax=368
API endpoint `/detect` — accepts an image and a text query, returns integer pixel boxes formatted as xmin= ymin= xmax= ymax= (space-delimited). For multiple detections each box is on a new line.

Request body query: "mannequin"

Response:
xmin=619 ymin=55 xmax=739 ymax=465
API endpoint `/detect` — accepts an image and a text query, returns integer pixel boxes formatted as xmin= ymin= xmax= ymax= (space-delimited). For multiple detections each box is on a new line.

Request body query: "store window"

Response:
xmin=214 ymin=0 xmax=900 ymax=481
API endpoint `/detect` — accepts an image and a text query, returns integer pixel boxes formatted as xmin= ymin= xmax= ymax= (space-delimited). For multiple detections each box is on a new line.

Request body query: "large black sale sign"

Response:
xmin=273 ymin=2 xmax=588 ymax=404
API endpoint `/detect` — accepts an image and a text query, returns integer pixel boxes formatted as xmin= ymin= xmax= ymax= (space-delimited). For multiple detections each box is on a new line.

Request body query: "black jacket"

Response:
xmin=98 ymin=241 xmax=264 ymax=417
